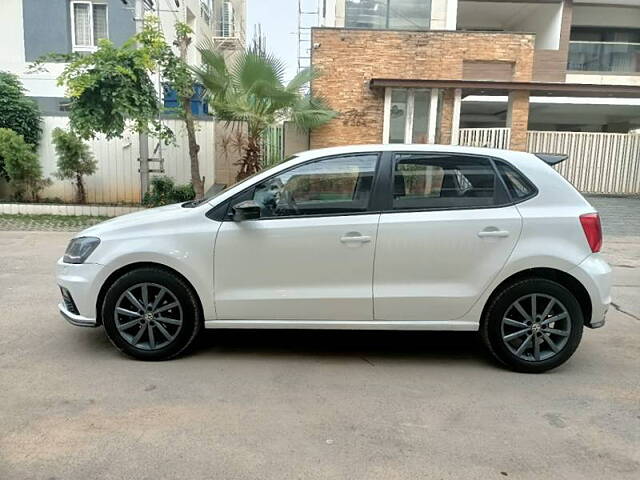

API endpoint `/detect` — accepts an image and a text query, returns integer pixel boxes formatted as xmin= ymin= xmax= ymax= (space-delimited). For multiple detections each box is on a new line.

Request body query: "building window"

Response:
xmin=200 ymin=0 xmax=213 ymax=26
xmin=385 ymin=88 xmax=438 ymax=144
xmin=71 ymin=1 xmax=108 ymax=52
xmin=345 ymin=0 xmax=431 ymax=30
xmin=217 ymin=1 xmax=235 ymax=37
xmin=568 ymin=27 xmax=640 ymax=73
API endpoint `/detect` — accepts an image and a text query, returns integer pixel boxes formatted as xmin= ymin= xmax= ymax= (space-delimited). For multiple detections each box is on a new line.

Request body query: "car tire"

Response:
xmin=481 ymin=278 xmax=584 ymax=373
xmin=101 ymin=267 xmax=202 ymax=360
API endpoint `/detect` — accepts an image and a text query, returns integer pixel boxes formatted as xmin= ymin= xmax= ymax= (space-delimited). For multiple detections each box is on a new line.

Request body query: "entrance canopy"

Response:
xmin=369 ymin=79 xmax=640 ymax=98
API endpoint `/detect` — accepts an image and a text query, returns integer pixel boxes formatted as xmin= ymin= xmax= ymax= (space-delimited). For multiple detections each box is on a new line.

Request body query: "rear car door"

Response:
xmin=373 ymin=152 xmax=523 ymax=321
xmin=214 ymin=153 xmax=381 ymax=321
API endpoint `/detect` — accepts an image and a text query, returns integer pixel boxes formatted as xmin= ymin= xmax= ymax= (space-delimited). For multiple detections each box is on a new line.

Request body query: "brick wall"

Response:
xmin=310 ymin=28 xmax=536 ymax=149
xmin=507 ymin=91 xmax=530 ymax=151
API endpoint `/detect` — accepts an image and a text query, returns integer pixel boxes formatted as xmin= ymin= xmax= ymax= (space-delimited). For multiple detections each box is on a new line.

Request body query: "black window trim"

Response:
xmin=209 ymin=151 xmax=386 ymax=222
xmin=206 ymin=150 xmax=540 ymax=221
xmin=493 ymin=158 xmax=539 ymax=205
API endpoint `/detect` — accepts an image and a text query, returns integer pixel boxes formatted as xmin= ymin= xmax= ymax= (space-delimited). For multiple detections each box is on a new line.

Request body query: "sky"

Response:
xmin=246 ymin=0 xmax=317 ymax=82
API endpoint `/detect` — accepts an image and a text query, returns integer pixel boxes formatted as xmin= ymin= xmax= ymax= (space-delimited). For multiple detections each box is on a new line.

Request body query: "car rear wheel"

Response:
xmin=481 ymin=278 xmax=584 ymax=373
xmin=102 ymin=267 xmax=201 ymax=360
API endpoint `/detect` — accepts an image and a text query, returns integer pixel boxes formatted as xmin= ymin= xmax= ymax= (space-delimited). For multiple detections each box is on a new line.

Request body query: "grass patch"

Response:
xmin=0 ymin=214 xmax=111 ymax=224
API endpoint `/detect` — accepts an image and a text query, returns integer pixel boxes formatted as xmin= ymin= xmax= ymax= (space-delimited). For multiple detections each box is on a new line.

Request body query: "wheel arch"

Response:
xmin=481 ymin=268 xmax=592 ymax=327
xmin=95 ymin=262 xmax=204 ymax=327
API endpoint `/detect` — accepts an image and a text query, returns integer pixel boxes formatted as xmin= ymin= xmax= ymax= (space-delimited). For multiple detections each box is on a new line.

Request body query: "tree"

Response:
xmin=165 ymin=23 xmax=205 ymax=199
xmin=193 ymin=50 xmax=336 ymax=181
xmin=36 ymin=16 xmax=204 ymax=198
xmin=0 ymin=128 xmax=49 ymax=201
xmin=51 ymin=128 xmax=98 ymax=204
xmin=0 ymin=72 xmax=42 ymax=177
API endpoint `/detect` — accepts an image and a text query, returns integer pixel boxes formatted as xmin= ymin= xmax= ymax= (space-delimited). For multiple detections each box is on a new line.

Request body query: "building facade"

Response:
xmin=0 ymin=0 xmax=246 ymax=114
xmin=312 ymin=0 xmax=640 ymax=150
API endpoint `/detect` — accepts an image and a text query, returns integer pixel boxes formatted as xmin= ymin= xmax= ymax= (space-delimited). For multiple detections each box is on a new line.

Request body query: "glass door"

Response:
xmin=384 ymin=88 xmax=439 ymax=144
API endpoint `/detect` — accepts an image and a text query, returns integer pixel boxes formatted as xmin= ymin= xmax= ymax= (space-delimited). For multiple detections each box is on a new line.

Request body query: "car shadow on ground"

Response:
xmin=69 ymin=325 xmax=494 ymax=367
xmin=195 ymin=329 xmax=491 ymax=365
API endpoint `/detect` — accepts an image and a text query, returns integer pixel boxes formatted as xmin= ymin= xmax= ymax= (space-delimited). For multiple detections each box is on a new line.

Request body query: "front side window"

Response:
xmin=251 ymin=154 xmax=378 ymax=218
xmin=346 ymin=0 xmax=431 ymax=30
xmin=392 ymin=154 xmax=500 ymax=210
xmin=71 ymin=2 xmax=108 ymax=52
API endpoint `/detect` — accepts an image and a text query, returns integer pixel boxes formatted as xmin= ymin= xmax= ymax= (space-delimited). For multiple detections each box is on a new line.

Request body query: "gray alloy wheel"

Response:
xmin=500 ymin=293 xmax=571 ymax=362
xmin=114 ymin=282 xmax=184 ymax=351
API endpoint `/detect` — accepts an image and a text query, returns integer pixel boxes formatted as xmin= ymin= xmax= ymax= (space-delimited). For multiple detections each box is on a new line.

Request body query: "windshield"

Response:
xmin=182 ymin=155 xmax=298 ymax=208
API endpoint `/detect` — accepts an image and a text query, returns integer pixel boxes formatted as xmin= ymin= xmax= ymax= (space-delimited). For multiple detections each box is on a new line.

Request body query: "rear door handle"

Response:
xmin=340 ymin=233 xmax=372 ymax=244
xmin=477 ymin=229 xmax=510 ymax=238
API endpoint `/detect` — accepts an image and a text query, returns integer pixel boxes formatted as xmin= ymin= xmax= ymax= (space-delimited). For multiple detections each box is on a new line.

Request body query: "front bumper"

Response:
xmin=58 ymin=302 xmax=98 ymax=327
xmin=56 ymin=258 xmax=104 ymax=327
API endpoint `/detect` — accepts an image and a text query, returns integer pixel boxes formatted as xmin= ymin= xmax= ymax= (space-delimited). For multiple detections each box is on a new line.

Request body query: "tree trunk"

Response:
xmin=181 ymin=97 xmax=204 ymax=199
xmin=236 ymin=134 xmax=262 ymax=181
xmin=75 ymin=173 xmax=86 ymax=204
xmin=176 ymin=32 xmax=204 ymax=200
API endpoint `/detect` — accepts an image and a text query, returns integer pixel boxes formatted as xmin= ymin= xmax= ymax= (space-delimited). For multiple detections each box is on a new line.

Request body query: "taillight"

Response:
xmin=580 ymin=213 xmax=602 ymax=253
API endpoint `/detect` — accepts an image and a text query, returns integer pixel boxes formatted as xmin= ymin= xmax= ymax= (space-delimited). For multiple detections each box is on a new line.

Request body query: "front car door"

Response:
xmin=214 ymin=153 xmax=381 ymax=321
xmin=373 ymin=152 xmax=523 ymax=322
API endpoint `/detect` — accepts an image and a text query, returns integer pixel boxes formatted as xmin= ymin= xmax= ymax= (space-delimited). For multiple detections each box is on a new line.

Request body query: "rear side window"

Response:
xmin=392 ymin=153 xmax=502 ymax=210
xmin=496 ymin=162 xmax=536 ymax=201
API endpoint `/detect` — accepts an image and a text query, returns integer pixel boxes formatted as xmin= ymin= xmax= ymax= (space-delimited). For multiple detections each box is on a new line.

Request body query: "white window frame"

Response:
xmin=200 ymin=0 xmax=213 ymax=26
xmin=383 ymin=87 xmax=440 ymax=144
xmin=70 ymin=1 xmax=109 ymax=53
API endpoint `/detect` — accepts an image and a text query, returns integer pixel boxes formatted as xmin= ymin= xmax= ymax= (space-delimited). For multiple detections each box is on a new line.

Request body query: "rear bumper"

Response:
xmin=570 ymin=253 xmax=611 ymax=328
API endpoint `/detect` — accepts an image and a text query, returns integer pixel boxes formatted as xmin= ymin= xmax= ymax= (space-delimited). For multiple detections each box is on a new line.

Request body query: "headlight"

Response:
xmin=63 ymin=237 xmax=101 ymax=264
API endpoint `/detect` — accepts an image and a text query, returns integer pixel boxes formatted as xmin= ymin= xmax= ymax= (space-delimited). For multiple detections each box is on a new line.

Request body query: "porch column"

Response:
xmin=451 ymin=88 xmax=462 ymax=145
xmin=437 ymin=89 xmax=455 ymax=144
xmin=507 ymin=90 xmax=530 ymax=151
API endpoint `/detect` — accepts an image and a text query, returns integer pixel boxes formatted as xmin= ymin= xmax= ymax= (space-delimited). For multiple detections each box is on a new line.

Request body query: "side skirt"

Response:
xmin=204 ymin=320 xmax=479 ymax=331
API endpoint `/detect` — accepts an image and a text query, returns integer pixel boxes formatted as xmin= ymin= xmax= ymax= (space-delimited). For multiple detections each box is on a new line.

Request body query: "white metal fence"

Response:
xmin=527 ymin=131 xmax=640 ymax=194
xmin=458 ymin=127 xmax=511 ymax=149
xmin=261 ymin=124 xmax=285 ymax=169
xmin=458 ymin=127 xmax=640 ymax=194
xmin=37 ymin=117 xmax=216 ymax=204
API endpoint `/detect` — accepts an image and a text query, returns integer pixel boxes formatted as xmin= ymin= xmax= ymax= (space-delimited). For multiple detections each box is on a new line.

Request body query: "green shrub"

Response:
xmin=0 ymin=72 xmax=42 ymax=177
xmin=0 ymin=128 xmax=50 ymax=201
xmin=52 ymin=127 xmax=97 ymax=203
xmin=143 ymin=176 xmax=195 ymax=207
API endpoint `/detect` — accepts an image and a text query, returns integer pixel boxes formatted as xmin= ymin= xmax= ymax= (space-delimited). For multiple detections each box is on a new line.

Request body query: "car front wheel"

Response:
xmin=481 ymin=278 xmax=584 ymax=373
xmin=101 ymin=267 xmax=202 ymax=360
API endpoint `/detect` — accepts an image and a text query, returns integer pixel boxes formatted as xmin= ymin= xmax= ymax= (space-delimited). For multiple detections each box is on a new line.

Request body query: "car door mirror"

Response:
xmin=232 ymin=200 xmax=261 ymax=221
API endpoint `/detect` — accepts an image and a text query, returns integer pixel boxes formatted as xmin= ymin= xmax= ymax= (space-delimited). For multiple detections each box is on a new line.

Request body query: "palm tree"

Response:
xmin=193 ymin=49 xmax=336 ymax=181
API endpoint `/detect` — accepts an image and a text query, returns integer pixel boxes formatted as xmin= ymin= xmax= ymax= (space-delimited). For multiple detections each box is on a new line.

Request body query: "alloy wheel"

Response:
xmin=501 ymin=293 xmax=571 ymax=362
xmin=114 ymin=282 xmax=183 ymax=351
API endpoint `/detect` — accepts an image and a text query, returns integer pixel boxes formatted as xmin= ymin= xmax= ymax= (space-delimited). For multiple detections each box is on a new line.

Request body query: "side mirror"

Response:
xmin=232 ymin=200 xmax=261 ymax=221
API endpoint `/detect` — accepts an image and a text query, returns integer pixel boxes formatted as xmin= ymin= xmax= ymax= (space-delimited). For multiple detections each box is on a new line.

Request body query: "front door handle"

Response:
xmin=477 ymin=228 xmax=510 ymax=238
xmin=340 ymin=232 xmax=372 ymax=244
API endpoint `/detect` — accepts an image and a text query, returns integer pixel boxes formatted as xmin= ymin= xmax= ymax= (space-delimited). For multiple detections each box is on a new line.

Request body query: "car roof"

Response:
xmin=294 ymin=143 xmax=532 ymax=163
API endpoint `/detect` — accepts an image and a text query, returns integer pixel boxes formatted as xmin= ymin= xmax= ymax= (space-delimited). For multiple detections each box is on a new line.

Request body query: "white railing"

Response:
xmin=458 ymin=127 xmax=511 ymax=149
xmin=37 ymin=117 xmax=216 ymax=204
xmin=459 ymin=127 xmax=640 ymax=194
xmin=527 ymin=131 xmax=640 ymax=194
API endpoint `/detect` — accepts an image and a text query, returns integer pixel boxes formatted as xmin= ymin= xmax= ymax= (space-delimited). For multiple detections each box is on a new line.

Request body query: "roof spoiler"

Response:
xmin=535 ymin=153 xmax=568 ymax=166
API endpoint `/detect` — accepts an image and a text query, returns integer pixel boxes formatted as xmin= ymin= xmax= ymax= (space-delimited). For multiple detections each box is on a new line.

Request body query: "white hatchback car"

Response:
xmin=57 ymin=145 xmax=611 ymax=372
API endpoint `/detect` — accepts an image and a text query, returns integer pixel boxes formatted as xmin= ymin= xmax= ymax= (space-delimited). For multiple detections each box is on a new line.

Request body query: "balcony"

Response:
xmin=568 ymin=41 xmax=640 ymax=74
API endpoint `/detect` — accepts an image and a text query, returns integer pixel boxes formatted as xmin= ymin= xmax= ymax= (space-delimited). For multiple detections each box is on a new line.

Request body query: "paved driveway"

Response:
xmin=0 ymin=202 xmax=639 ymax=479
